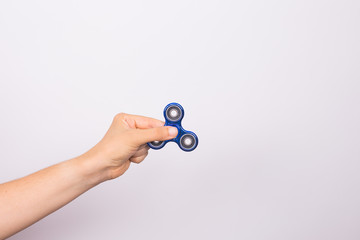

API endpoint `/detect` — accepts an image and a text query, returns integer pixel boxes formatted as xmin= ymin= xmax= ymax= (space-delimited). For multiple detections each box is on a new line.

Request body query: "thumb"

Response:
xmin=130 ymin=126 xmax=178 ymax=146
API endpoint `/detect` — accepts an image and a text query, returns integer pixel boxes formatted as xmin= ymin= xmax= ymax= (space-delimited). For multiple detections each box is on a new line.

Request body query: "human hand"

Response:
xmin=78 ymin=113 xmax=178 ymax=181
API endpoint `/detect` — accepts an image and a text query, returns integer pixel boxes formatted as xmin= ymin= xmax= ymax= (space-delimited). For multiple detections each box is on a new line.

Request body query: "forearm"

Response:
xmin=0 ymin=154 xmax=108 ymax=239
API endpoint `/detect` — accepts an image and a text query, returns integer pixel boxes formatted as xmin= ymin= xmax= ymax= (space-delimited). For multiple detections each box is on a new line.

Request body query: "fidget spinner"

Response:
xmin=147 ymin=102 xmax=199 ymax=152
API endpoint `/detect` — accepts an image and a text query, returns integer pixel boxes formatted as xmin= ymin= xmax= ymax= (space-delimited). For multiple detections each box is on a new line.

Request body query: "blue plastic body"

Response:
xmin=147 ymin=102 xmax=198 ymax=152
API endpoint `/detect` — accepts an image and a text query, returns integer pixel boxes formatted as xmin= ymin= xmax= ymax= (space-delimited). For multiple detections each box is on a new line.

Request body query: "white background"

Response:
xmin=1 ymin=0 xmax=360 ymax=239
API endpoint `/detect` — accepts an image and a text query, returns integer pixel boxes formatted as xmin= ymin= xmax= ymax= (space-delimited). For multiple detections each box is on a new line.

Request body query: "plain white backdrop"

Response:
xmin=1 ymin=0 xmax=360 ymax=239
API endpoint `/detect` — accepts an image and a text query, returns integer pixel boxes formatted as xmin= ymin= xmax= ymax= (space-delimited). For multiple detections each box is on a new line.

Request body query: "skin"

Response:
xmin=0 ymin=113 xmax=178 ymax=239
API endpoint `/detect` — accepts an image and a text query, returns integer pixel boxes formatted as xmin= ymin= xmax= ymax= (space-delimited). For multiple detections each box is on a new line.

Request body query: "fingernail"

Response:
xmin=168 ymin=127 xmax=178 ymax=137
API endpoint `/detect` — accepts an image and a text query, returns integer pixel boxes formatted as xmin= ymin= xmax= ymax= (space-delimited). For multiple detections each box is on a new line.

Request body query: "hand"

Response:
xmin=80 ymin=113 xmax=178 ymax=181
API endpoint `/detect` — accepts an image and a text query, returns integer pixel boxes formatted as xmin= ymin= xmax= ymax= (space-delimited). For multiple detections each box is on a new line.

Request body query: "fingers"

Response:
xmin=120 ymin=113 xmax=165 ymax=129
xmin=113 ymin=112 xmax=178 ymax=147
xmin=129 ymin=147 xmax=149 ymax=164
xmin=130 ymin=126 xmax=178 ymax=146
xmin=132 ymin=144 xmax=149 ymax=158
xmin=130 ymin=144 xmax=149 ymax=164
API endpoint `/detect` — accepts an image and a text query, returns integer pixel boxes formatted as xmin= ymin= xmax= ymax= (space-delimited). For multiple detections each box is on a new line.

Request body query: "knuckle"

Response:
xmin=132 ymin=157 xmax=142 ymax=164
xmin=114 ymin=112 xmax=126 ymax=121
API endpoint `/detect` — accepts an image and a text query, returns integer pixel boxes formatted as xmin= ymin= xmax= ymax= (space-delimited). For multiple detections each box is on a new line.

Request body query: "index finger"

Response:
xmin=124 ymin=114 xmax=165 ymax=129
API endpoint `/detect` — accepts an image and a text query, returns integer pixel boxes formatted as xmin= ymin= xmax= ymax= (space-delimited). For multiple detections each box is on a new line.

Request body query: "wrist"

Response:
xmin=71 ymin=151 xmax=111 ymax=188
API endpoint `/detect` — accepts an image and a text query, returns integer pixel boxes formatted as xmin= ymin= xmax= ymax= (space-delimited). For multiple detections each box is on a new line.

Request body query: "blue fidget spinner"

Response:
xmin=148 ymin=102 xmax=198 ymax=152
